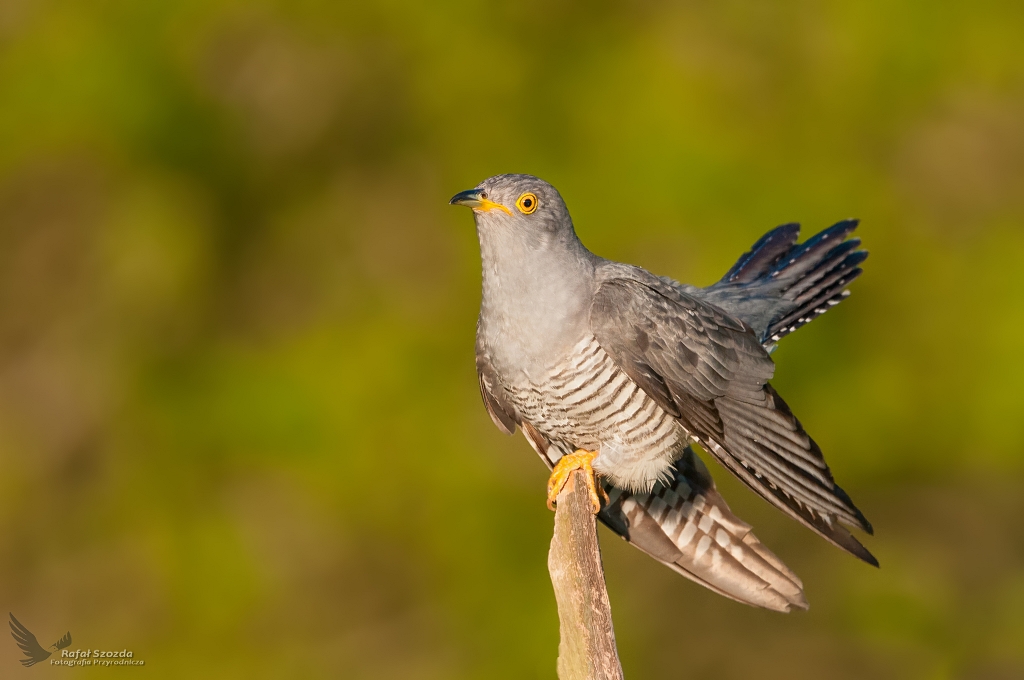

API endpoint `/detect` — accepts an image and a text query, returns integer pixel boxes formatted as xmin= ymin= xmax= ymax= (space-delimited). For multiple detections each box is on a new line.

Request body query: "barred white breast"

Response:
xmin=503 ymin=334 xmax=688 ymax=492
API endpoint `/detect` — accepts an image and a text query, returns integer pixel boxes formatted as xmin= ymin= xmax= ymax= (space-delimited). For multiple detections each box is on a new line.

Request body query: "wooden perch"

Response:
xmin=548 ymin=469 xmax=624 ymax=680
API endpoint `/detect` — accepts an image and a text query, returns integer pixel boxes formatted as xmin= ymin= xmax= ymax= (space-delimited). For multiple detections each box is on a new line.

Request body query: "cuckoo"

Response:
xmin=451 ymin=174 xmax=875 ymax=612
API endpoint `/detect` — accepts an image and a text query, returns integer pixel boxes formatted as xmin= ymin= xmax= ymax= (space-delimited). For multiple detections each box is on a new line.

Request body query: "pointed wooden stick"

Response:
xmin=548 ymin=469 xmax=624 ymax=680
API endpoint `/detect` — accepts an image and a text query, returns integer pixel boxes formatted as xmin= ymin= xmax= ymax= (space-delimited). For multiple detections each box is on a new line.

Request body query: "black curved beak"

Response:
xmin=449 ymin=188 xmax=483 ymax=207
xmin=449 ymin=188 xmax=512 ymax=215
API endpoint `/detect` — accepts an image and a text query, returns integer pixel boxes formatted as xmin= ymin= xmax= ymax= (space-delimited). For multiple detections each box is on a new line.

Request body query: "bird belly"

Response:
xmin=504 ymin=335 xmax=688 ymax=492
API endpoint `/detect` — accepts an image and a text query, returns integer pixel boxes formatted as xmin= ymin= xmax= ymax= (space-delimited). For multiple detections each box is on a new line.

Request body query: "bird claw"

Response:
xmin=546 ymin=449 xmax=607 ymax=514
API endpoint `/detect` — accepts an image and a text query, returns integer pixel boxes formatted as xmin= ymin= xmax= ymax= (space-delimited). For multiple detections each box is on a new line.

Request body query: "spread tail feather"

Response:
xmin=599 ymin=448 xmax=808 ymax=612
xmin=521 ymin=407 xmax=809 ymax=610
xmin=701 ymin=220 xmax=868 ymax=346
xmin=761 ymin=219 xmax=867 ymax=343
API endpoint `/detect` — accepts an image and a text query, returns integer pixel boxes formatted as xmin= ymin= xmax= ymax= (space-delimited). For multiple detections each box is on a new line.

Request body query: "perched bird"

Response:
xmin=451 ymin=174 xmax=875 ymax=612
xmin=9 ymin=613 xmax=72 ymax=667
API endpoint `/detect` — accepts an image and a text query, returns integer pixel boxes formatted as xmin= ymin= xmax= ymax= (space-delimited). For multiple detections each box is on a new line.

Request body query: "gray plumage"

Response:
xmin=455 ymin=173 xmax=874 ymax=612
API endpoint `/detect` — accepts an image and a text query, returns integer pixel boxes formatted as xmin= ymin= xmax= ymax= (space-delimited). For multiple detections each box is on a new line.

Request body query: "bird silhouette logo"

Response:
xmin=9 ymin=613 xmax=72 ymax=667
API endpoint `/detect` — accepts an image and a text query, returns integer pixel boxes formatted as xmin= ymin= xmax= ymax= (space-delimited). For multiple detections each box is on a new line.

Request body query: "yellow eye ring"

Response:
xmin=516 ymin=192 xmax=539 ymax=214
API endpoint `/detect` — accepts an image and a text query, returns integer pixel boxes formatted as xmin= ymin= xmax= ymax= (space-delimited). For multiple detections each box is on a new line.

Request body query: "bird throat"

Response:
xmin=476 ymin=221 xmax=597 ymax=378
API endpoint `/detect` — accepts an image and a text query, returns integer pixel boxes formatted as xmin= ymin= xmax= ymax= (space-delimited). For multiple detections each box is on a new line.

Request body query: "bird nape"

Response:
xmin=453 ymin=173 xmax=874 ymax=612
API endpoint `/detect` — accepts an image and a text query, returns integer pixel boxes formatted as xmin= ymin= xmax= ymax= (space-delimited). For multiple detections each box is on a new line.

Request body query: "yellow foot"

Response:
xmin=546 ymin=449 xmax=608 ymax=514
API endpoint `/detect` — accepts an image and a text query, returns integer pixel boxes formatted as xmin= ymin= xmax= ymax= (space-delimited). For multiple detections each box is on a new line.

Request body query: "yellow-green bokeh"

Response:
xmin=0 ymin=1 xmax=1022 ymax=678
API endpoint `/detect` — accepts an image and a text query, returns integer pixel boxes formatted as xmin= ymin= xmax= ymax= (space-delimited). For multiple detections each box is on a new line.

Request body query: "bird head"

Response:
xmin=449 ymin=174 xmax=575 ymax=247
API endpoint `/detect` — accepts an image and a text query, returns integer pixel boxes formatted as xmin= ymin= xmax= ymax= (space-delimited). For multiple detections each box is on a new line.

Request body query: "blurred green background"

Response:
xmin=0 ymin=1 xmax=1022 ymax=678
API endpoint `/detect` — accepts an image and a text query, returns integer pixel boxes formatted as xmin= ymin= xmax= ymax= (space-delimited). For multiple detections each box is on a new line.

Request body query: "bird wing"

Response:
xmin=475 ymin=319 xmax=518 ymax=435
xmin=53 ymin=631 xmax=72 ymax=650
xmin=9 ymin=613 xmax=52 ymax=667
xmin=590 ymin=274 xmax=775 ymax=439
xmin=590 ymin=271 xmax=876 ymax=565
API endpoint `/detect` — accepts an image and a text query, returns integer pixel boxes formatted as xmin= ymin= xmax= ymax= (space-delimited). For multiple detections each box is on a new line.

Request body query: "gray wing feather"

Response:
xmin=476 ymin=322 xmax=517 ymax=435
xmin=591 ymin=275 xmax=773 ymax=438
xmin=590 ymin=269 xmax=875 ymax=565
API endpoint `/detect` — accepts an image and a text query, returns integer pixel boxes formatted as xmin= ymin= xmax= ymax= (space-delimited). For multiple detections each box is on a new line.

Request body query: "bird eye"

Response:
xmin=516 ymin=193 xmax=539 ymax=214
